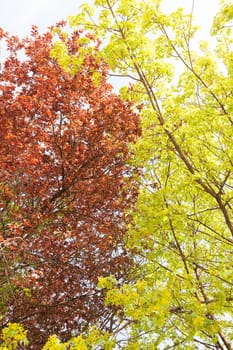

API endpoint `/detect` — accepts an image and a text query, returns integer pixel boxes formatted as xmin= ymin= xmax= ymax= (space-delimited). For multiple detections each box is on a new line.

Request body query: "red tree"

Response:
xmin=0 ymin=25 xmax=140 ymax=347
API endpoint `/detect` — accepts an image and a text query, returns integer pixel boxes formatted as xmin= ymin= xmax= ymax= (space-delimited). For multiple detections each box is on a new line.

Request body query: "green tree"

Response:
xmin=59 ymin=0 xmax=233 ymax=349
xmin=0 ymin=323 xmax=28 ymax=350
xmin=0 ymin=323 xmax=114 ymax=350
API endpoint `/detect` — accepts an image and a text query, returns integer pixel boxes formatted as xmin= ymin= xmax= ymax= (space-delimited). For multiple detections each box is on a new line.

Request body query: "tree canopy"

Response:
xmin=2 ymin=0 xmax=233 ymax=349
xmin=51 ymin=0 xmax=233 ymax=349
xmin=0 ymin=24 xmax=140 ymax=348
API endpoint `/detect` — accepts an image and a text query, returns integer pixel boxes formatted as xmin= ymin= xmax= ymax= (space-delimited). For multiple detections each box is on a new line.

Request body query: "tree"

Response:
xmin=0 ymin=24 xmax=140 ymax=348
xmin=65 ymin=0 xmax=233 ymax=348
xmin=0 ymin=323 xmax=113 ymax=350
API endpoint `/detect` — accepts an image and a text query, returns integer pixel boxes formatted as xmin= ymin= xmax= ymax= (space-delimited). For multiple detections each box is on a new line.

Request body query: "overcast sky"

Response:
xmin=0 ymin=0 xmax=220 ymax=38
xmin=0 ymin=0 xmax=79 ymax=36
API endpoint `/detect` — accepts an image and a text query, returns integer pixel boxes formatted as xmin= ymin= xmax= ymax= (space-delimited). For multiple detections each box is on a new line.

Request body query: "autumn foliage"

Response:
xmin=0 ymin=25 xmax=140 ymax=347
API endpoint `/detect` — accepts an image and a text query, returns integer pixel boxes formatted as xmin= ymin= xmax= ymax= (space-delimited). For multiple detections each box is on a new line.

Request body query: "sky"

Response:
xmin=0 ymin=0 xmax=221 ymax=92
xmin=0 ymin=0 xmax=79 ymax=36
xmin=0 ymin=0 xmax=220 ymax=39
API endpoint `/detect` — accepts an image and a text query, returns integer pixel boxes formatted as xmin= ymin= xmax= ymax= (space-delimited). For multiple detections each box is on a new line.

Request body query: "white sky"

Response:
xmin=0 ymin=0 xmax=220 ymax=38
xmin=162 ymin=0 xmax=219 ymax=41
xmin=0 ymin=0 xmax=79 ymax=36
